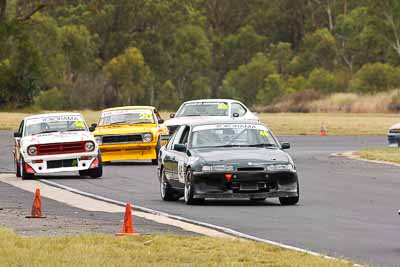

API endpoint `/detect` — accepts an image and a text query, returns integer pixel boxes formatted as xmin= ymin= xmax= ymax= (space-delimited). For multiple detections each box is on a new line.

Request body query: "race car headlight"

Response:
xmin=27 ymin=146 xmax=37 ymax=156
xmin=266 ymin=164 xmax=295 ymax=172
xmin=95 ymin=136 xmax=102 ymax=145
xmin=85 ymin=141 xmax=95 ymax=152
xmin=143 ymin=133 xmax=153 ymax=142
xmin=202 ymin=165 xmax=234 ymax=172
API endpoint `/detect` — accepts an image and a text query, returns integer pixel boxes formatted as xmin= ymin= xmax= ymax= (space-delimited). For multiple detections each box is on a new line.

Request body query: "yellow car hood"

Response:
xmin=94 ymin=124 xmax=159 ymax=136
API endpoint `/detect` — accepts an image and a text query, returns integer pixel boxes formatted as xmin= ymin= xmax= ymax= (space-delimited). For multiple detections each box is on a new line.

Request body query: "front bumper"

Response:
xmin=191 ymin=170 xmax=298 ymax=199
xmin=388 ymin=133 xmax=400 ymax=147
xmin=23 ymin=151 xmax=98 ymax=174
xmin=99 ymin=143 xmax=157 ymax=162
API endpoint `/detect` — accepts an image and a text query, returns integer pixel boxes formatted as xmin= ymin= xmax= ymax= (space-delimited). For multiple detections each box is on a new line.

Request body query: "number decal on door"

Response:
xmin=178 ymin=161 xmax=185 ymax=183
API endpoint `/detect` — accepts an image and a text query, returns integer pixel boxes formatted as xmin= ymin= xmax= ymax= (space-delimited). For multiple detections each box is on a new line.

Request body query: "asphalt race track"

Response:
xmin=1 ymin=131 xmax=399 ymax=267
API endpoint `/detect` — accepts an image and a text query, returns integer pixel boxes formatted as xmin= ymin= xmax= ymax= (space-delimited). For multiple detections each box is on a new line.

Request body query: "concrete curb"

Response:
xmin=332 ymin=151 xmax=400 ymax=168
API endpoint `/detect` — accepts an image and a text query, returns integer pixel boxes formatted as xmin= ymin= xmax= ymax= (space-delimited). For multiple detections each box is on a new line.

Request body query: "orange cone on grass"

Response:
xmin=26 ymin=188 xmax=46 ymax=218
xmin=116 ymin=203 xmax=136 ymax=236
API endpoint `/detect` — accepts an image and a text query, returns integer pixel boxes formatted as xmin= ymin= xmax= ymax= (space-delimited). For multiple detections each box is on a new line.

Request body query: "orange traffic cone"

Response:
xmin=26 ymin=188 xmax=46 ymax=218
xmin=116 ymin=203 xmax=137 ymax=236
xmin=320 ymin=123 xmax=327 ymax=136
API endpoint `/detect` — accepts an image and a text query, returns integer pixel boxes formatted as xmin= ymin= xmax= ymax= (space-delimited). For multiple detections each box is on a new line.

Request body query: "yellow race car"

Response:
xmin=91 ymin=106 xmax=168 ymax=164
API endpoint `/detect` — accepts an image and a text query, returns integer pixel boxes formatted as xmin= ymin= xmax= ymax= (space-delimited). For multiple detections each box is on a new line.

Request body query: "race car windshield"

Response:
xmin=176 ymin=102 xmax=229 ymax=117
xmin=99 ymin=110 xmax=154 ymax=126
xmin=191 ymin=125 xmax=278 ymax=149
xmin=25 ymin=115 xmax=87 ymax=136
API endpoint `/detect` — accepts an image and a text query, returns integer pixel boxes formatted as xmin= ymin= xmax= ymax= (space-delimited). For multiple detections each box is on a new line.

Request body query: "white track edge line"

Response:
xmin=39 ymin=178 xmax=362 ymax=267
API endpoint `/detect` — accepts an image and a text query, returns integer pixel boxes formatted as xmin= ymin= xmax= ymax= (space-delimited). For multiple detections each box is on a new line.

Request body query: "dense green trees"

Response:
xmin=2 ymin=0 xmax=400 ymax=110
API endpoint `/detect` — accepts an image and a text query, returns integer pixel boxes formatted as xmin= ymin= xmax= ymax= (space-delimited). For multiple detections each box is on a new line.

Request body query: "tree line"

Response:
xmin=1 ymin=0 xmax=400 ymax=110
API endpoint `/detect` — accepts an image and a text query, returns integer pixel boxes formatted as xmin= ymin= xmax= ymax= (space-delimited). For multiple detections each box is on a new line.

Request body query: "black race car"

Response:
xmin=157 ymin=120 xmax=299 ymax=205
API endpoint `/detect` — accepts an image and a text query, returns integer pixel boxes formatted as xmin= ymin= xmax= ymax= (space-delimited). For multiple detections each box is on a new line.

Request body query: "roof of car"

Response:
xmin=24 ymin=112 xmax=82 ymax=120
xmin=186 ymin=119 xmax=264 ymax=127
xmin=182 ymin=99 xmax=241 ymax=104
xmin=102 ymin=106 xmax=156 ymax=112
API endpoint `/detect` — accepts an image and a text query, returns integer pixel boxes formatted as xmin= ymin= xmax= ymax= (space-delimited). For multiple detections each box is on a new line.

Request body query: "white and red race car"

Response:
xmin=13 ymin=113 xmax=102 ymax=179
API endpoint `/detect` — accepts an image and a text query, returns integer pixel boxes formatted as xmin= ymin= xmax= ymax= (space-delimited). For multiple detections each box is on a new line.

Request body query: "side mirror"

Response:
xmin=173 ymin=144 xmax=186 ymax=152
xmin=170 ymin=113 xmax=175 ymax=118
xmin=158 ymin=119 xmax=164 ymax=124
xmin=281 ymin=142 xmax=290 ymax=150
xmin=233 ymin=113 xmax=240 ymax=118
xmin=89 ymin=123 xmax=97 ymax=132
xmin=13 ymin=132 xmax=21 ymax=138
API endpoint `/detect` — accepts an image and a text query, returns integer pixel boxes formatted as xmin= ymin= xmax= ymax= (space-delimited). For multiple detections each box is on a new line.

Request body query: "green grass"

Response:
xmin=0 ymin=228 xmax=353 ymax=267
xmin=358 ymin=147 xmax=400 ymax=164
xmin=1 ymin=110 xmax=399 ymax=135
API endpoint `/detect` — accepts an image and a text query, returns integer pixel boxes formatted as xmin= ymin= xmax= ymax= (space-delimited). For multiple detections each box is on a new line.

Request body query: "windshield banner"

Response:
xmin=193 ymin=124 xmax=267 ymax=132
xmin=26 ymin=115 xmax=82 ymax=126
xmin=101 ymin=109 xmax=152 ymax=118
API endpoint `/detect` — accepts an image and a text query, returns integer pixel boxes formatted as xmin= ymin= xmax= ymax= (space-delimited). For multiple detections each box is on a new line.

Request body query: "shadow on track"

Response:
xmin=103 ymin=161 xmax=155 ymax=166
xmin=34 ymin=175 xmax=95 ymax=180
xmin=172 ymin=199 xmax=284 ymax=207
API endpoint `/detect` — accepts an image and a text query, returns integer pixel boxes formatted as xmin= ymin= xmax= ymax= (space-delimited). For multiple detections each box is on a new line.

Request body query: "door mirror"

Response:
xmin=173 ymin=144 xmax=186 ymax=152
xmin=281 ymin=142 xmax=290 ymax=150
xmin=158 ymin=119 xmax=164 ymax=124
xmin=232 ymin=112 xmax=240 ymax=118
xmin=13 ymin=132 xmax=21 ymax=138
xmin=170 ymin=113 xmax=175 ymax=118
xmin=89 ymin=123 xmax=97 ymax=132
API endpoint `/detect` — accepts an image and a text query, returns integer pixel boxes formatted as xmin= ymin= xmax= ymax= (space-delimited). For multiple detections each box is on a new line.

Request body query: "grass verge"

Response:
xmin=0 ymin=228 xmax=353 ymax=267
xmin=0 ymin=110 xmax=398 ymax=135
xmin=358 ymin=147 xmax=400 ymax=164
xmin=260 ymin=112 xmax=399 ymax=135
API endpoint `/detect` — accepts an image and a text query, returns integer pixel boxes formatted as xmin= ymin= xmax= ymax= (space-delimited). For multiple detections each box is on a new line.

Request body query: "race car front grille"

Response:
xmin=102 ymin=134 xmax=143 ymax=144
xmin=36 ymin=142 xmax=86 ymax=155
xmin=47 ymin=159 xmax=78 ymax=169
xmin=237 ymin=167 xmax=265 ymax=172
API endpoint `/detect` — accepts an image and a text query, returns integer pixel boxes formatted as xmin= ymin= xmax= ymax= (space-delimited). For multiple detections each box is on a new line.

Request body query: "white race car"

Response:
xmin=13 ymin=113 xmax=102 ymax=179
xmin=164 ymin=99 xmax=259 ymax=137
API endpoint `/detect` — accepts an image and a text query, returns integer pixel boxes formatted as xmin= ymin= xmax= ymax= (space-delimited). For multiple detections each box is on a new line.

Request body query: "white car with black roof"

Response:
xmin=13 ymin=112 xmax=102 ymax=179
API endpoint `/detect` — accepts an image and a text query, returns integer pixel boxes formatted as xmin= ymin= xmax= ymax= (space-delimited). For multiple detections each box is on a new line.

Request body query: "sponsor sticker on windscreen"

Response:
xmin=193 ymin=124 xmax=267 ymax=132
xmin=26 ymin=115 xmax=82 ymax=126
xmin=217 ymin=103 xmax=228 ymax=110
xmin=101 ymin=109 xmax=152 ymax=118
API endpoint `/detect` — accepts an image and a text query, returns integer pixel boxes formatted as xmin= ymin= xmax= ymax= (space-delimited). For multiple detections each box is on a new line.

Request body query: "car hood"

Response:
xmin=94 ymin=124 xmax=158 ymax=136
xmin=389 ymin=122 xmax=400 ymax=130
xmin=164 ymin=116 xmax=228 ymax=127
xmin=21 ymin=131 xmax=94 ymax=146
xmin=191 ymin=147 xmax=290 ymax=164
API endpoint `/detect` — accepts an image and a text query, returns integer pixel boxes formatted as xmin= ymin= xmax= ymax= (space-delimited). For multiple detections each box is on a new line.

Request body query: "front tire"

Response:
xmin=279 ymin=182 xmax=299 ymax=206
xmin=160 ymin=168 xmax=179 ymax=201
xmin=151 ymin=138 xmax=162 ymax=165
xmin=21 ymin=158 xmax=34 ymax=180
xmin=79 ymin=154 xmax=103 ymax=178
xmin=184 ymin=168 xmax=204 ymax=205
xmin=15 ymin=159 xmax=21 ymax=178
